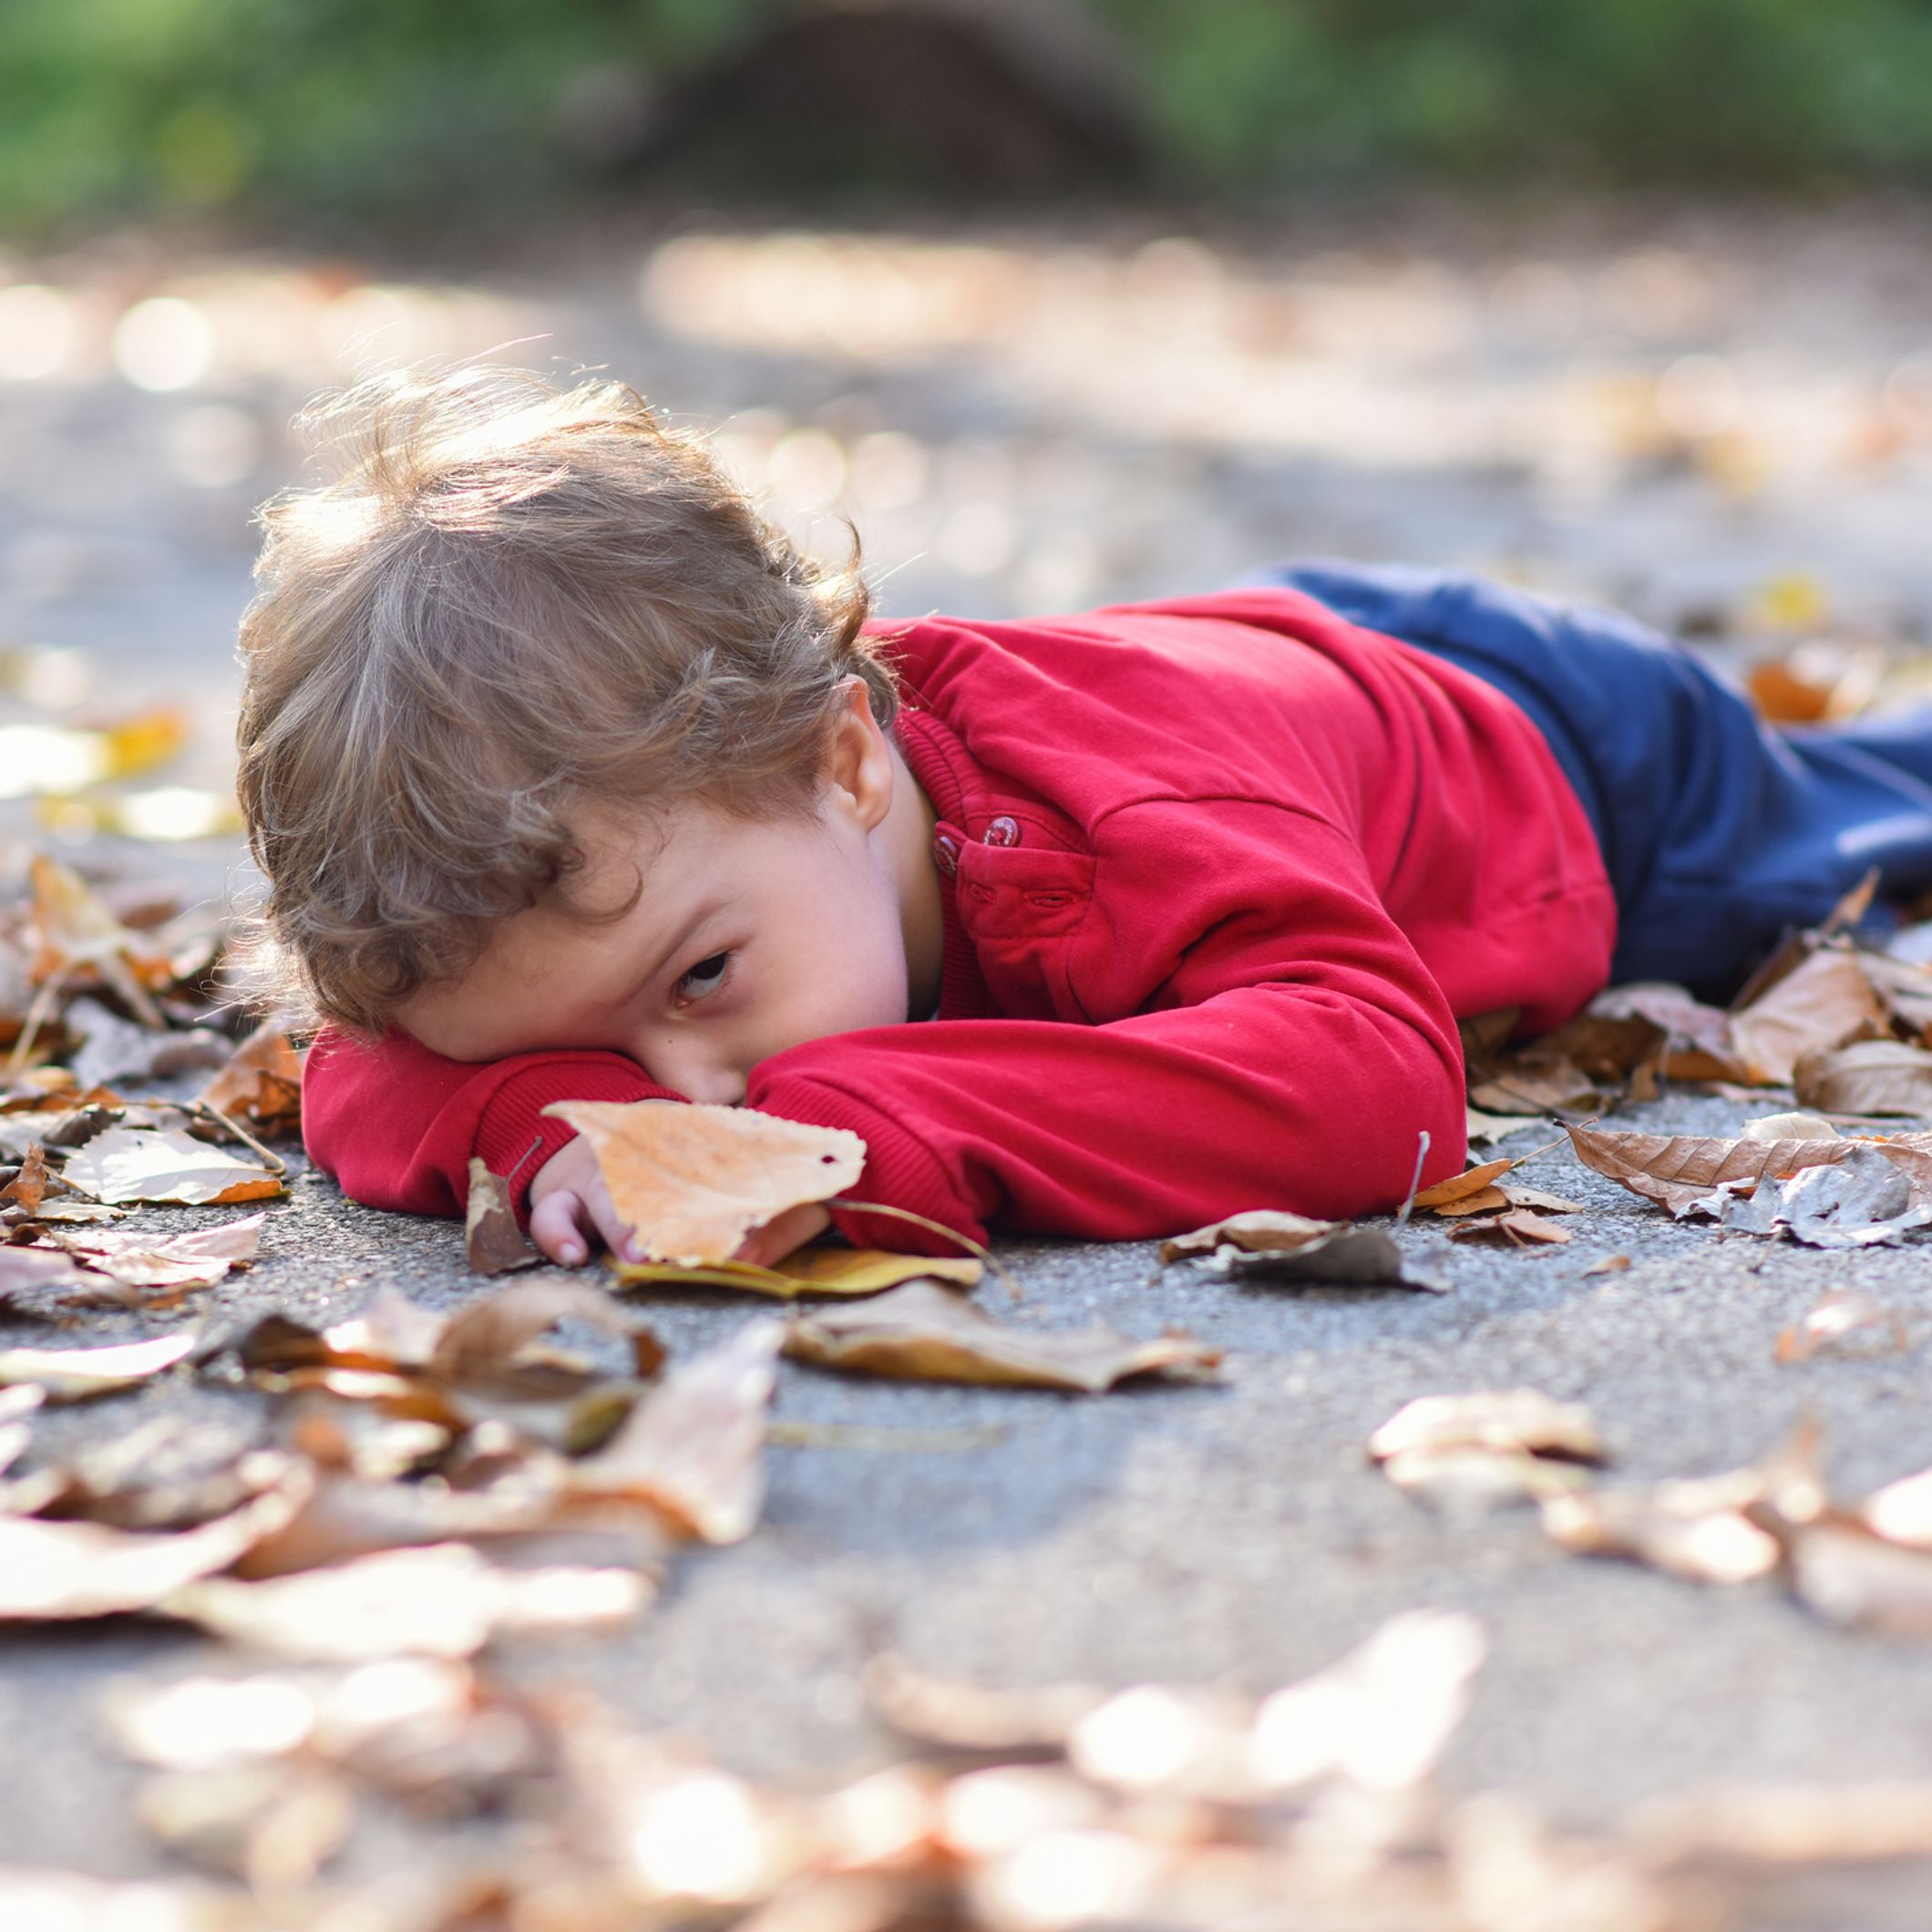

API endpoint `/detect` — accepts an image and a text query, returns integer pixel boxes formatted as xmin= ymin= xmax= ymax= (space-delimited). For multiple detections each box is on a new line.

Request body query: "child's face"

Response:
xmin=396 ymin=685 xmax=942 ymax=1102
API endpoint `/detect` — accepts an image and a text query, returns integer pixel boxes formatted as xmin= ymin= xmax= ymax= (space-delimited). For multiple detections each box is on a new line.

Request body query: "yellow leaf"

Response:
xmin=543 ymin=1099 xmax=865 ymax=1267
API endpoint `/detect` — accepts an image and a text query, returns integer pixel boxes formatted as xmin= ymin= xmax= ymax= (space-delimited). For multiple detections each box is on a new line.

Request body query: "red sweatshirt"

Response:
xmin=303 ymin=587 xmax=1615 ymax=1253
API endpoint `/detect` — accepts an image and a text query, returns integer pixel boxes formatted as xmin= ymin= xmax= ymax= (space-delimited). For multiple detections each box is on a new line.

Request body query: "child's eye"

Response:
xmin=674 ymin=951 xmax=732 ymax=1003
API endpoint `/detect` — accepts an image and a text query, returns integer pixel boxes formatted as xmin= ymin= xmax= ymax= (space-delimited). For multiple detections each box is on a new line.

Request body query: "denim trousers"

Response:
xmin=1239 ymin=560 xmax=1932 ymax=995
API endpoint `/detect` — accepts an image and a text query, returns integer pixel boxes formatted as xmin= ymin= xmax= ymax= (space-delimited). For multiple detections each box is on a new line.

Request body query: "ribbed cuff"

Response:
xmin=473 ymin=1058 xmax=675 ymax=1218
xmin=752 ymin=1071 xmax=985 ymax=1259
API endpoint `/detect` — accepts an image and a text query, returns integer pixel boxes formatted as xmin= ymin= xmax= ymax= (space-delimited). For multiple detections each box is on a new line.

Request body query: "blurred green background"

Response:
xmin=5 ymin=0 xmax=1932 ymax=236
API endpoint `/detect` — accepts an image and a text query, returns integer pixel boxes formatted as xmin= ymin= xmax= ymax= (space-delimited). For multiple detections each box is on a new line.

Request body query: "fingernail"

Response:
xmin=623 ymin=1237 xmax=646 ymax=1262
xmin=560 ymin=1243 xmax=583 ymax=1265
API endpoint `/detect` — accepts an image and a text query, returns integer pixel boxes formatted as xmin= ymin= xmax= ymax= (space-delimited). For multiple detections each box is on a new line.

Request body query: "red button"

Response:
xmin=983 ymin=815 xmax=1021 ymax=847
xmin=932 ymin=832 xmax=961 ymax=876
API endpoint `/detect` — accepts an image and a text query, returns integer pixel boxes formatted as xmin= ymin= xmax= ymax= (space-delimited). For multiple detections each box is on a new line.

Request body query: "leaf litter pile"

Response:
xmin=15 ymin=843 xmax=1932 ymax=1920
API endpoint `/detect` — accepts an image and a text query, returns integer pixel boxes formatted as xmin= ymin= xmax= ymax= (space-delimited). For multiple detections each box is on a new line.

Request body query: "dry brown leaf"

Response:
xmin=1783 ymin=1516 xmax=1932 ymax=1639
xmin=1776 ymin=1289 xmax=1911 ymax=1362
xmin=165 ymin=1544 xmax=648 ymax=1659
xmin=465 ymin=1159 xmax=540 ymax=1276
xmin=198 ymin=1019 xmax=304 ymax=1136
xmin=0 ymin=1241 xmax=102 ymax=1306
xmin=63 ymin=997 xmax=229 ymax=1091
xmin=1593 ymin=981 xmax=1741 ymax=1062
xmin=1369 ymin=1391 xmax=1604 ymax=1464
xmin=571 ymin=1318 xmax=782 ymax=1542
xmin=1582 ymin=1253 xmax=1631 ymax=1276
xmin=783 ymin=1279 xmax=1221 ymax=1393
xmin=1565 ymin=1122 xmax=1932 ymax=1218
xmin=1793 ymin=1037 xmax=1932 ymax=1116
xmin=1497 ymin=1182 xmax=1587 ymax=1213
xmin=0 ymin=1143 xmax=70 ymax=1214
xmin=1161 ymin=1210 xmax=1449 ymax=1290
xmin=62 ymin=1125 xmax=283 ymax=1206
xmin=1466 ymin=1105 xmax=1543 ymax=1144
xmin=1412 ymin=1160 xmax=1513 ymax=1209
xmin=1468 ymin=1055 xmax=1605 ymax=1116
xmin=26 ymin=853 xmax=169 ymax=1026
xmin=616 ymin=1246 xmax=982 ymax=1298
xmin=544 ymin=1098 xmax=866 ymax=1266
xmin=1445 ymin=1208 xmax=1573 ymax=1247
xmin=1431 ymin=1185 xmax=1512 ymax=1218
xmin=0 ymin=1330 xmax=195 ymax=1400
xmin=1542 ymin=1476 xmax=1782 ymax=1585
xmin=0 ymin=1456 xmax=312 ymax=1619
xmin=138 ymin=1761 xmax=354 ymax=1888
xmin=1728 ymin=945 xmax=1887 ymax=1084
xmin=48 ymin=1212 xmax=265 ymax=1293
xmin=1860 ymin=949 xmax=1932 ymax=1043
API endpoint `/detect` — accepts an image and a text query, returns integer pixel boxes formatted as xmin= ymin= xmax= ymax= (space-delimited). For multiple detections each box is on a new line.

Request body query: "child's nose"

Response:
xmin=653 ymin=1050 xmax=745 ymax=1108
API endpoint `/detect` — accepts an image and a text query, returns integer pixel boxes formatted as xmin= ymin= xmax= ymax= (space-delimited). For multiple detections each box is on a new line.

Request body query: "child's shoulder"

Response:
xmin=875 ymin=587 xmax=1416 ymax=827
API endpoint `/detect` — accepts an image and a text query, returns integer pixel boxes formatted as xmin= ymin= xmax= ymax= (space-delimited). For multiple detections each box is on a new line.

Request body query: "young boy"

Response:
xmin=237 ymin=365 xmax=1932 ymax=1269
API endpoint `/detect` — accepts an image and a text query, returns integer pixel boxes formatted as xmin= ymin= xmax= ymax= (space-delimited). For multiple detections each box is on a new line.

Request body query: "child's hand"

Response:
xmin=527 ymin=1138 xmax=833 ymax=1269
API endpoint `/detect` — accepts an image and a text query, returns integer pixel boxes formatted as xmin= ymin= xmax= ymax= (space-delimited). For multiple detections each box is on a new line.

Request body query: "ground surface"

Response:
xmin=8 ymin=198 xmax=1932 ymax=1920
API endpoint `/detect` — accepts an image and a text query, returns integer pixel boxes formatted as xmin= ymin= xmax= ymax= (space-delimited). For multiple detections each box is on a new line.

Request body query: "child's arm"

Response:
xmin=303 ymin=798 xmax=1520 ymax=1260
xmin=301 ymin=1025 xmax=678 ymax=1218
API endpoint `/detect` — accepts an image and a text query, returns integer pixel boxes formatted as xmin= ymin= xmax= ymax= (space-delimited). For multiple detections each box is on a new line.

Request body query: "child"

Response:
xmin=237 ymin=365 xmax=1932 ymax=1268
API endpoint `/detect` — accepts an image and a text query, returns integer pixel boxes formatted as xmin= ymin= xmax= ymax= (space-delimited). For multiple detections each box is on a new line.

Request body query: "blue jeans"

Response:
xmin=1240 ymin=560 xmax=1932 ymax=994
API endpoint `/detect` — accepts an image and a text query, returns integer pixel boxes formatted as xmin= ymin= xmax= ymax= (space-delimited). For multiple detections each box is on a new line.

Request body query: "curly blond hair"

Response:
xmin=236 ymin=364 xmax=895 ymax=1036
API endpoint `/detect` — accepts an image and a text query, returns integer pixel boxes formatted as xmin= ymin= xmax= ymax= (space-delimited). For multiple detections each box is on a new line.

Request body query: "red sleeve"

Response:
xmin=303 ymin=799 xmax=1469 ymax=1256
xmin=302 ymin=1027 xmax=675 ymax=1218
xmin=753 ymin=797 xmax=1469 ymax=1254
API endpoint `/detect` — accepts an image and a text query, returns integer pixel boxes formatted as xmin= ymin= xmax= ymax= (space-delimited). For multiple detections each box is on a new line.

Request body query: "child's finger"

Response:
xmin=529 ymin=1189 xmax=591 ymax=1267
xmin=583 ymin=1194 xmax=647 ymax=1266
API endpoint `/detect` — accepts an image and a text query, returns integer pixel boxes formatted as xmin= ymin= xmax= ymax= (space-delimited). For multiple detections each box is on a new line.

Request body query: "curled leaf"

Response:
xmin=544 ymin=1099 xmax=865 ymax=1266
xmin=783 ymin=1279 xmax=1220 ymax=1393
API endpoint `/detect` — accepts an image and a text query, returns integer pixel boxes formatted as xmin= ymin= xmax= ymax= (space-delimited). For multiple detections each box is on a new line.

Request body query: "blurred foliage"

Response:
xmin=5 ymin=0 xmax=1932 ymax=235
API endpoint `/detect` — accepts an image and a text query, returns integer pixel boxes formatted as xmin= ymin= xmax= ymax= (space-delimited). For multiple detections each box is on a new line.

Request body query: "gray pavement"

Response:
xmin=10 ymin=200 xmax=1932 ymax=1916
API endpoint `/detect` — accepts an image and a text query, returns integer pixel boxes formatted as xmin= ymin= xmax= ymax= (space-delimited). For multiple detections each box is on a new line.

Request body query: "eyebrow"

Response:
xmin=638 ymin=898 xmax=735 ymax=992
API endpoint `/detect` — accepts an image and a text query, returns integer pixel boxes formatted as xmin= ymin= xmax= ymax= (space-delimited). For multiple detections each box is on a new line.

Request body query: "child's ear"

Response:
xmin=821 ymin=676 xmax=894 ymax=832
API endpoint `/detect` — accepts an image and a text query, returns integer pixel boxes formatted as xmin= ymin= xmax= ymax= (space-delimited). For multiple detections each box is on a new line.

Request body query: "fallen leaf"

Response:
xmin=0 ymin=1143 xmax=70 ymax=1213
xmin=26 ymin=853 xmax=169 ymax=1026
xmin=62 ymin=997 xmax=229 ymax=1091
xmin=1706 ymin=1144 xmax=1932 ymax=1247
xmin=62 ymin=1125 xmax=284 ymax=1206
xmin=1468 ymin=1055 xmax=1606 ymax=1116
xmin=1160 ymin=1209 xmax=1348 ymax=1259
xmin=1445 ymin=1208 xmax=1573 ymax=1247
xmin=544 ymin=1098 xmax=866 ymax=1266
xmin=1727 ymin=945 xmax=1887 ymax=1084
xmin=138 ymin=1761 xmax=354 ymax=1888
xmin=1497 ymin=1182 xmax=1588 ymax=1213
xmin=198 ymin=1019 xmax=304 ymax=1136
xmin=1742 ymin=1111 xmax=1842 ymax=1141
xmin=48 ymin=1212 xmax=265 ymax=1293
xmin=465 ymin=1159 xmax=540 ymax=1276
xmin=1466 ymin=1105 xmax=1543 ymax=1145
xmin=783 ymin=1279 xmax=1221 ymax=1393
xmin=1162 ymin=1210 xmax=1449 ymax=1290
xmin=1542 ymin=1475 xmax=1782 ymax=1585
xmin=1566 ymin=1122 xmax=1932 ymax=1217
xmin=165 ymin=1544 xmax=648 ymax=1659
xmin=1430 ymin=1185 xmax=1512 ymax=1218
xmin=1593 ymin=981 xmax=1740 ymax=1063
xmin=1860 ymin=949 xmax=1932 ymax=1043
xmin=1380 ymin=1446 xmax=1592 ymax=1508
xmin=1793 ymin=1037 xmax=1932 ymax=1115
xmin=616 ymin=1246 xmax=983 ymax=1298
xmin=1582 ymin=1254 xmax=1631 ymax=1276
xmin=572 ymin=1318 xmax=783 ymax=1542
xmin=1776 ymin=1289 xmax=1910 ymax=1362
xmin=1412 ymin=1160 xmax=1513 ymax=1209
xmin=1369 ymin=1391 xmax=1605 ymax=1464
xmin=0 ymin=1457 xmax=312 ymax=1619
xmin=1782 ymin=1515 xmax=1932 ymax=1639
xmin=0 ymin=1330 xmax=195 ymax=1400
xmin=0 ymin=1241 xmax=103 ymax=1306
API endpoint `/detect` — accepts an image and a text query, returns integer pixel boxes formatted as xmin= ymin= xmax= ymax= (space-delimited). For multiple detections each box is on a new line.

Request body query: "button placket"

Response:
xmin=982 ymin=815 xmax=1021 ymax=847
